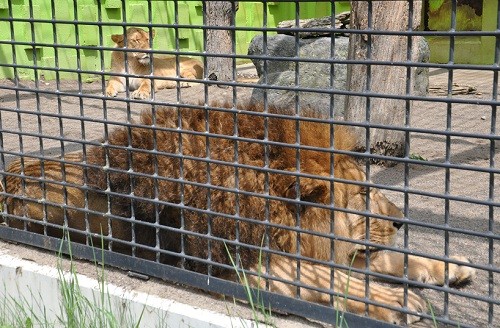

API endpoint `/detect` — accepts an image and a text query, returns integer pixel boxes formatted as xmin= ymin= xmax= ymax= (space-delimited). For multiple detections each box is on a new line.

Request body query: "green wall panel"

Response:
xmin=0 ymin=1 xmax=349 ymax=80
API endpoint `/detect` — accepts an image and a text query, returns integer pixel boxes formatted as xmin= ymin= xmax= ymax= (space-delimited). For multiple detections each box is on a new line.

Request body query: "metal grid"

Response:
xmin=0 ymin=1 xmax=497 ymax=327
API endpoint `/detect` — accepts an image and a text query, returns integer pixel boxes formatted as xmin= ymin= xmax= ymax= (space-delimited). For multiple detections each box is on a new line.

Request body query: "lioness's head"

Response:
xmin=111 ymin=27 xmax=155 ymax=65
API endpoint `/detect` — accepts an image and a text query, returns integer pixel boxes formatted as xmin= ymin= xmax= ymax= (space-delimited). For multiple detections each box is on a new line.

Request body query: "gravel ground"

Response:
xmin=0 ymin=67 xmax=498 ymax=327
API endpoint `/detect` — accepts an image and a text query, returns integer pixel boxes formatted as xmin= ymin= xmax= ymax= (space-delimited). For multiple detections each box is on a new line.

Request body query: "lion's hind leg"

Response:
xmin=248 ymin=255 xmax=426 ymax=324
xmin=179 ymin=67 xmax=198 ymax=80
xmin=178 ymin=58 xmax=203 ymax=87
xmin=0 ymin=155 xmax=119 ymax=245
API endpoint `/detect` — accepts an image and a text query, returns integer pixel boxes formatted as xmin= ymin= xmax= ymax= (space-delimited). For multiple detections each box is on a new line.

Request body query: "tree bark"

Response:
xmin=345 ymin=1 xmax=422 ymax=163
xmin=205 ymin=1 xmax=238 ymax=84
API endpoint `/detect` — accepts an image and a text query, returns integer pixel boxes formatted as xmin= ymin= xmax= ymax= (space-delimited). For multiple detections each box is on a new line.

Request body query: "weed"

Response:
xmin=224 ymin=241 xmax=274 ymax=328
xmin=0 ymin=233 xmax=145 ymax=328
xmin=410 ymin=153 xmax=428 ymax=161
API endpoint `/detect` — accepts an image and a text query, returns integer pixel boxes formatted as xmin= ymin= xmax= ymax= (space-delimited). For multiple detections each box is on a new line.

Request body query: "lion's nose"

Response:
xmin=393 ymin=221 xmax=403 ymax=229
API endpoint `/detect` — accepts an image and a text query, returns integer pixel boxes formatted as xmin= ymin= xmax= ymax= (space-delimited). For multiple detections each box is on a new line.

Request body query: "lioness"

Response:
xmin=105 ymin=27 xmax=203 ymax=99
xmin=0 ymin=102 xmax=474 ymax=324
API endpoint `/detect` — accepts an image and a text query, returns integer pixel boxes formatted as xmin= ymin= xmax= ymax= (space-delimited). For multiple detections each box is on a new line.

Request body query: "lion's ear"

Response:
xmin=359 ymin=185 xmax=368 ymax=195
xmin=151 ymin=29 xmax=156 ymax=39
xmin=111 ymin=34 xmax=124 ymax=44
xmin=285 ymin=178 xmax=328 ymax=204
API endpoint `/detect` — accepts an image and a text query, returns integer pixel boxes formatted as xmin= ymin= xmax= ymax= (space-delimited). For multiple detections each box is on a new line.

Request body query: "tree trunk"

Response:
xmin=204 ymin=1 xmax=238 ymax=84
xmin=345 ymin=1 xmax=422 ymax=163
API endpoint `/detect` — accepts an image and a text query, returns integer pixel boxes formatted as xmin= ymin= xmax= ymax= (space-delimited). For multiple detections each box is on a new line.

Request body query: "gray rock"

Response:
xmin=247 ymin=34 xmax=298 ymax=77
xmin=248 ymin=34 xmax=429 ymax=118
xmin=250 ymin=37 xmax=349 ymax=118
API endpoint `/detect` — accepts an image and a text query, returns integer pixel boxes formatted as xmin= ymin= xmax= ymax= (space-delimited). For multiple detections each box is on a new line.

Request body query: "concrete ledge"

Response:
xmin=0 ymin=253 xmax=254 ymax=328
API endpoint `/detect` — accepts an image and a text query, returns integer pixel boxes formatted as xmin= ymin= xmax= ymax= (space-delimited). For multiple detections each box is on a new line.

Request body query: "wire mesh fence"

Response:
xmin=0 ymin=1 xmax=498 ymax=327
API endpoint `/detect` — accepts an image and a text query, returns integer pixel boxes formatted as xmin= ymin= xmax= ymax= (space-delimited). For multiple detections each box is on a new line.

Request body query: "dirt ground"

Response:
xmin=0 ymin=66 xmax=498 ymax=327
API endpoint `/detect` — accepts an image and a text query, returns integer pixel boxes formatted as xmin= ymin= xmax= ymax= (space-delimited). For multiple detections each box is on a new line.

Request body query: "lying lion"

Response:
xmin=105 ymin=27 xmax=203 ymax=99
xmin=0 ymin=102 xmax=474 ymax=324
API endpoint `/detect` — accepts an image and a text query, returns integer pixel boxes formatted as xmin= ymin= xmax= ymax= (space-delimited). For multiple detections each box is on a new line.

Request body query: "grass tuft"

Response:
xmin=224 ymin=241 xmax=274 ymax=328
xmin=0 ymin=232 xmax=145 ymax=328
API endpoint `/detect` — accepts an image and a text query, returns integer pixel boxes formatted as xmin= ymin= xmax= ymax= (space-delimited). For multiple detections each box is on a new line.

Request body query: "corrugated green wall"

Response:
xmin=0 ymin=0 xmax=349 ymax=81
xmin=425 ymin=0 xmax=498 ymax=65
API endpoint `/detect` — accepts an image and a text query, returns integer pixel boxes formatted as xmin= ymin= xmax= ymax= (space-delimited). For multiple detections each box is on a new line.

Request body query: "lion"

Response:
xmin=0 ymin=102 xmax=475 ymax=324
xmin=105 ymin=27 xmax=203 ymax=99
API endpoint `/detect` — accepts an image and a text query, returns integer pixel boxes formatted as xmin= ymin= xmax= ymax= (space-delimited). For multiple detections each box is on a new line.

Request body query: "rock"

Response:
xmin=247 ymin=34 xmax=300 ymax=77
xmin=248 ymin=33 xmax=429 ymax=119
xmin=249 ymin=36 xmax=349 ymax=118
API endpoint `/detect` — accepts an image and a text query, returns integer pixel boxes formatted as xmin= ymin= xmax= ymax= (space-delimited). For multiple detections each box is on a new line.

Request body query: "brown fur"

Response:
xmin=0 ymin=102 xmax=475 ymax=324
xmin=105 ymin=27 xmax=203 ymax=99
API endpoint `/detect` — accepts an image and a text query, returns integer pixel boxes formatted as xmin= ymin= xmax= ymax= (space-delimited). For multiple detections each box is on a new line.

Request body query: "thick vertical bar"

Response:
xmin=364 ymin=0 xmax=373 ymax=316
xmin=149 ymin=1 xmax=156 ymax=102
xmin=402 ymin=0 xmax=414 ymax=317
xmin=262 ymin=0 xmax=271 ymax=290
xmin=230 ymin=1 xmax=237 ymax=105
xmin=487 ymin=3 xmax=500 ymax=325
xmin=121 ymin=0 xmax=131 ymax=100
xmin=49 ymin=0 xmax=71 ymax=242
xmin=100 ymin=3 xmax=114 ymax=254
xmin=172 ymin=0 xmax=186 ymax=269
xmin=72 ymin=0 xmax=87 ymax=240
xmin=293 ymin=0 xmax=302 ymax=300
xmin=7 ymin=0 xmax=26 ymax=230
xmin=195 ymin=1 xmax=212 ymax=273
xmin=119 ymin=0 xmax=137 ymax=257
xmin=328 ymin=0 xmax=337 ymax=307
xmin=145 ymin=0 xmax=161 ymax=262
xmin=97 ymin=1 xmax=107 ymax=107
xmin=91 ymin=0 xmax=108 ymax=246
xmin=230 ymin=0 xmax=241 ymax=272
xmin=95 ymin=2 xmax=113 ymax=250
xmin=28 ymin=0 xmax=48 ymax=235
xmin=202 ymin=3 xmax=213 ymax=278
xmin=443 ymin=0 xmax=458 ymax=318
xmin=173 ymin=0 xmax=181 ymax=99
xmin=204 ymin=105 xmax=213 ymax=280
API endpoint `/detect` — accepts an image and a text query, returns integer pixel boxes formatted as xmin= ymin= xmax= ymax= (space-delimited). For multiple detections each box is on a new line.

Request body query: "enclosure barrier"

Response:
xmin=0 ymin=1 xmax=498 ymax=327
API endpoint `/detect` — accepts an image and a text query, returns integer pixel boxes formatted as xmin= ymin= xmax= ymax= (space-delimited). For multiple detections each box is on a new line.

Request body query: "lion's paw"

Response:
xmin=448 ymin=256 xmax=476 ymax=285
xmin=411 ymin=255 xmax=476 ymax=286
xmin=131 ymin=89 xmax=150 ymax=99
xmin=105 ymin=87 xmax=118 ymax=98
xmin=372 ymin=289 xmax=426 ymax=325
xmin=180 ymin=82 xmax=192 ymax=88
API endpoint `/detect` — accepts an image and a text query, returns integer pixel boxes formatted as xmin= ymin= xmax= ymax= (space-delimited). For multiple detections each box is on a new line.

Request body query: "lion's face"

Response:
xmin=344 ymin=183 xmax=402 ymax=256
xmin=283 ymin=167 xmax=403 ymax=264
xmin=111 ymin=27 xmax=155 ymax=65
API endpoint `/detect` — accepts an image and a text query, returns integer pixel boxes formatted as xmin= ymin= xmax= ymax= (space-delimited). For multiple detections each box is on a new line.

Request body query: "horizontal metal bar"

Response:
xmin=0 ymin=16 xmax=498 ymax=38
xmin=1 ymin=40 xmax=500 ymax=73
xmin=1 ymin=69 xmax=499 ymax=109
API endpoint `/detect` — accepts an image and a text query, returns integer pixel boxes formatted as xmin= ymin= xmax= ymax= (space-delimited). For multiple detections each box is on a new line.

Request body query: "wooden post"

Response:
xmin=345 ymin=1 xmax=423 ymax=162
xmin=204 ymin=1 xmax=238 ymax=84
